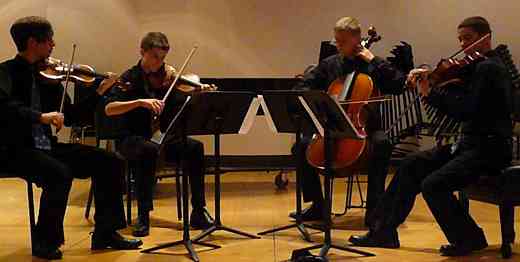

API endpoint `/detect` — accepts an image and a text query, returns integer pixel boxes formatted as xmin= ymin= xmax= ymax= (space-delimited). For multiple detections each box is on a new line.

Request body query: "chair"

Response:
xmin=459 ymin=137 xmax=520 ymax=259
xmin=84 ymin=95 xmax=183 ymax=225
xmin=1 ymin=152 xmax=37 ymax=255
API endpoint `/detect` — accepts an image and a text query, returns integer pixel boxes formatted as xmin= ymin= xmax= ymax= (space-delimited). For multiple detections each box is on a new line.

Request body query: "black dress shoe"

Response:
xmin=291 ymin=249 xmax=329 ymax=262
xmin=91 ymin=231 xmax=143 ymax=250
xmin=348 ymin=230 xmax=400 ymax=249
xmin=289 ymin=202 xmax=323 ymax=221
xmin=439 ymin=241 xmax=488 ymax=256
xmin=439 ymin=228 xmax=488 ymax=257
xmin=32 ymin=244 xmax=63 ymax=260
xmin=190 ymin=208 xmax=214 ymax=230
xmin=132 ymin=214 xmax=150 ymax=237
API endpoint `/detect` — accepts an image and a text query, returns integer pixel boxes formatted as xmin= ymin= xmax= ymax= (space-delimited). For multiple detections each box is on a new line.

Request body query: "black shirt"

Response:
xmin=106 ymin=61 xmax=186 ymax=139
xmin=294 ymin=54 xmax=407 ymax=132
xmin=425 ymin=50 xmax=513 ymax=139
xmin=295 ymin=54 xmax=406 ymax=94
xmin=0 ymin=55 xmax=100 ymax=148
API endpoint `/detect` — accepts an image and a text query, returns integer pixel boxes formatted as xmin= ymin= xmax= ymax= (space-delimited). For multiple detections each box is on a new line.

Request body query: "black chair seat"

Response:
xmin=464 ymin=166 xmax=520 ymax=205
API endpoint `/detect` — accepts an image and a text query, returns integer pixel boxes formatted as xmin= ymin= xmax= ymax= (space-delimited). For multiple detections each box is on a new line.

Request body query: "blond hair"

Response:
xmin=334 ymin=17 xmax=361 ymax=32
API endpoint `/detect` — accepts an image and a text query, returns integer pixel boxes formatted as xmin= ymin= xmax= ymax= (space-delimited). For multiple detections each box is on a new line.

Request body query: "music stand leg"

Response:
xmin=291 ymin=123 xmax=375 ymax=259
xmin=194 ymin=117 xmax=260 ymax=243
xmin=141 ymin=131 xmax=220 ymax=261
xmin=258 ymin=114 xmax=322 ymax=242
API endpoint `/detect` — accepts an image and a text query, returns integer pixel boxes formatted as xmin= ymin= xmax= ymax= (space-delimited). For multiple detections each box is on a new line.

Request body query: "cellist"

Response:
xmin=291 ymin=16 xmax=409 ymax=225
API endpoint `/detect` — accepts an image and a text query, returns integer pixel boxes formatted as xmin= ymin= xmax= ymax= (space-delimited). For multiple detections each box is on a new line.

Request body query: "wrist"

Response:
xmin=96 ymin=86 xmax=105 ymax=96
xmin=32 ymin=110 xmax=43 ymax=124
xmin=365 ymin=53 xmax=375 ymax=63
xmin=38 ymin=113 xmax=44 ymax=124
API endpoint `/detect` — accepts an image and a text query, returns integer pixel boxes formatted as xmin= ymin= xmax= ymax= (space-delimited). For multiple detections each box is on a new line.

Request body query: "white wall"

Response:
xmin=3 ymin=1 xmax=520 ymax=77
xmin=0 ymin=0 xmax=140 ymax=73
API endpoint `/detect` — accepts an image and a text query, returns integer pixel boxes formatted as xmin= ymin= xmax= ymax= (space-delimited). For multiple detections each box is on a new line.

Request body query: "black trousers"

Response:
xmin=368 ymin=137 xmax=512 ymax=245
xmin=295 ymin=130 xmax=393 ymax=212
xmin=117 ymin=136 xmax=206 ymax=213
xmin=5 ymin=143 xmax=126 ymax=247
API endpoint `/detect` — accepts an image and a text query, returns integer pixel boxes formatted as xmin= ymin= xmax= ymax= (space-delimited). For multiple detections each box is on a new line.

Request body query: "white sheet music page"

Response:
xmin=332 ymin=98 xmax=365 ymax=139
xmin=298 ymin=95 xmax=366 ymax=139
xmin=298 ymin=96 xmax=324 ymax=137
xmin=338 ymin=71 xmax=356 ymax=101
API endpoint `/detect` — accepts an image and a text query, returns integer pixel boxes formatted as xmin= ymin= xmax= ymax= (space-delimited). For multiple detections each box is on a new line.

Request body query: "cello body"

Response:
xmin=305 ymin=73 xmax=375 ymax=170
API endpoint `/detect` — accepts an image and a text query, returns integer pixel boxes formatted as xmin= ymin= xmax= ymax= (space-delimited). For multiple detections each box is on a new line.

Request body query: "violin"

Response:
xmin=146 ymin=63 xmax=217 ymax=94
xmin=411 ymin=33 xmax=491 ymax=90
xmin=428 ymin=51 xmax=487 ymax=89
xmin=38 ymin=57 xmax=131 ymax=89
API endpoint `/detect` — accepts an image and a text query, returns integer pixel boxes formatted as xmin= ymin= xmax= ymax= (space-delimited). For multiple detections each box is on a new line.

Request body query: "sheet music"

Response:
xmin=332 ymin=98 xmax=365 ymax=139
xmin=299 ymin=95 xmax=366 ymax=139
xmin=150 ymin=129 xmax=164 ymax=145
xmin=238 ymin=96 xmax=261 ymax=134
xmin=258 ymin=95 xmax=278 ymax=133
xmin=339 ymin=71 xmax=356 ymax=101
xmin=298 ymin=96 xmax=324 ymax=137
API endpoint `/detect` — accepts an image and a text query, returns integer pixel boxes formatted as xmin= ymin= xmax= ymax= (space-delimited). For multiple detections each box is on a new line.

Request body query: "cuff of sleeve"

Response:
xmin=424 ymin=88 xmax=443 ymax=105
xmin=31 ymin=110 xmax=42 ymax=123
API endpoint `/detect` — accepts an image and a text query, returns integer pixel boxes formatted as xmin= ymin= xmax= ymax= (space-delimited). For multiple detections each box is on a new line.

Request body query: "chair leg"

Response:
xmin=355 ymin=175 xmax=366 ymax=208
xmin=333 ymin=176 xmax=353 ymax=216
xmin=175 ymin=166 xmax=182 ymax=221
xmin=84 ymin=181 xmax=94 ymax=219
xmin=26 ymin=181 xmax=36 ymax=254
xmin=499 ymin=203 xmax=515 ymax=259
xmin=127 ymin=166 xmax=133 ymax=226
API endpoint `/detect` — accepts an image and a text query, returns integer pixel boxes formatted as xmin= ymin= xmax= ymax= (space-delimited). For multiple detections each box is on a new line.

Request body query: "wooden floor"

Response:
xmin=0 ymin=172 xmax=518 ymax=261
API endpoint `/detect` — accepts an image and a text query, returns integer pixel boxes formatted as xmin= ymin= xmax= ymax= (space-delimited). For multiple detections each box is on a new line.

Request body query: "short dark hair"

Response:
xmin=458 ymin=16 xmax=492 ymax=35
xmin=140 ymin=32 xmax=170 ymax=51
xmin=10 ymin=16 xmax=54 ymax=52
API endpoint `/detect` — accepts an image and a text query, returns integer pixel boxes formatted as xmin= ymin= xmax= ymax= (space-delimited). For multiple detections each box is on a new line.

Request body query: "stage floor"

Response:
xmin=0 ymin=172 xmax=517 ymax=261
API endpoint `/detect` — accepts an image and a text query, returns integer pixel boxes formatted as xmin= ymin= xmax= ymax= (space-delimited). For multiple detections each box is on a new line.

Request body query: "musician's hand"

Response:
xmin=164 ymin=64 xmax=177 ymax=82
xmin=201 ymin=83 xmax=217 ymax=91
xmin=355 ymin=45 xmax=375 ymax=63
xmin=406 ymin=68 xmax=431 ymax=96
xmin=406 ymin=68 xmax=429 ymax=87
xmin=40 ymin=112 xmax=65 ymax=131
xmin=96 ymin=72 xmax=119 ymax=95
xmin=139 ymin=99 xmax=165 ymax=115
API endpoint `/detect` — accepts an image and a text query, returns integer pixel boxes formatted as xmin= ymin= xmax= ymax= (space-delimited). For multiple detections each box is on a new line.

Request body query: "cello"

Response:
xmin=305 ymin=27 xmax=382 ymax=170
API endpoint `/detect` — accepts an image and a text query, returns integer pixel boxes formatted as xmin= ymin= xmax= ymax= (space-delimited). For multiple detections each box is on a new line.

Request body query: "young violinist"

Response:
xmin=291 ymin=17 xmax=409 ymax=225
xmin=349 ymin=16 xmax=513 ymax=257
xmin=0 ymin=16 xmax=142 ymax=260
xmin=104 ymin=32 xmax=213 ymax=237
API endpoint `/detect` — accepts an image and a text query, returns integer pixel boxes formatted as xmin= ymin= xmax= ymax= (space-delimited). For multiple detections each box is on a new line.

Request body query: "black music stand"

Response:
xmin=290 ymin=90 xmax=375 ymax=259
xmin=142 ymin=91 xmax=260 ymax=261
xmin=256 ymin=90 xmax=323 ymax=242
